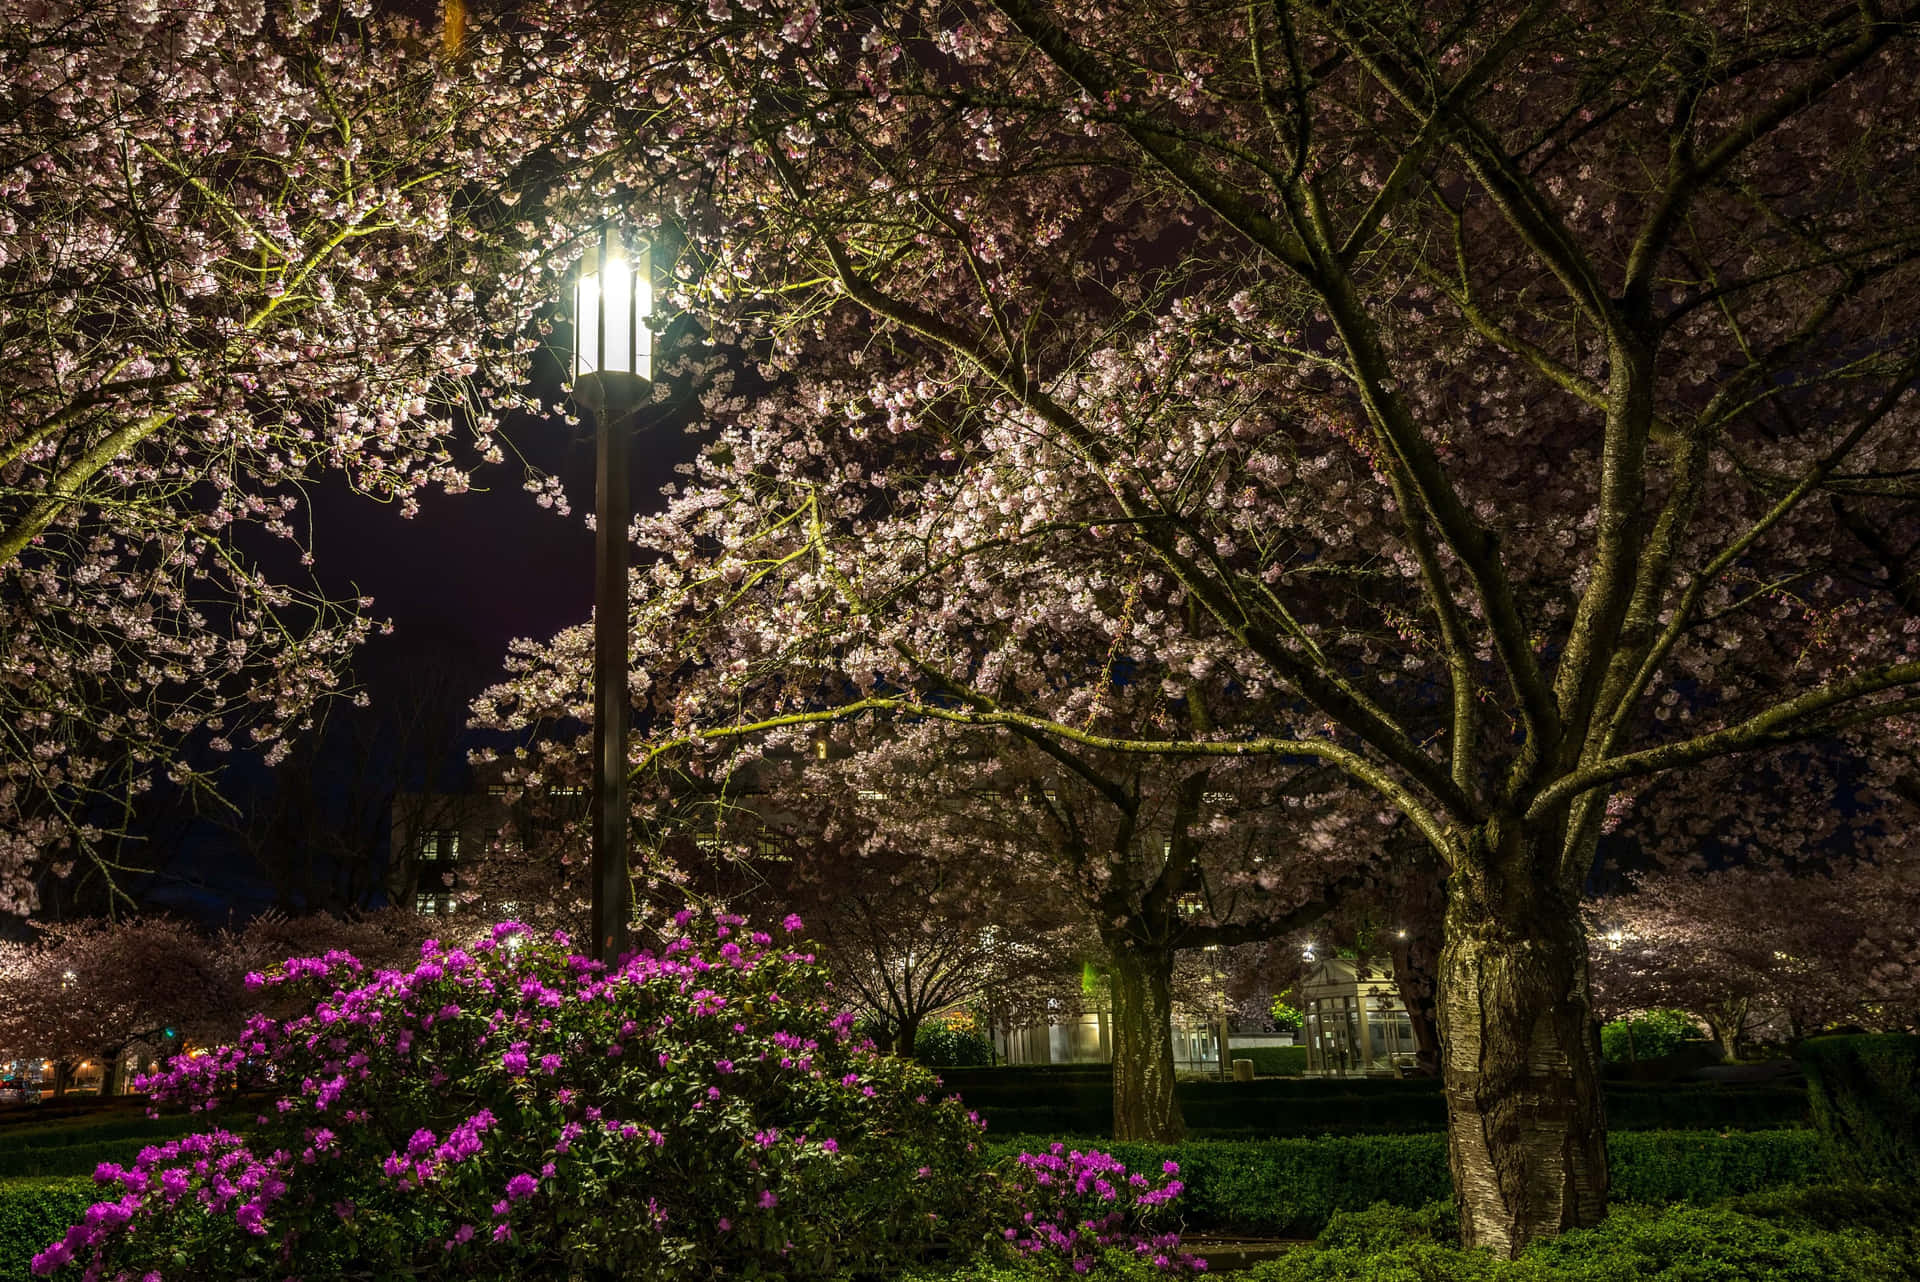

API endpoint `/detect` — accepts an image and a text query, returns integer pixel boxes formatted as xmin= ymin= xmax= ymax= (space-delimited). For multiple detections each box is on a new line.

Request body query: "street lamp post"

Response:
xmin=572 ymin=227 xmax=653 ymax=964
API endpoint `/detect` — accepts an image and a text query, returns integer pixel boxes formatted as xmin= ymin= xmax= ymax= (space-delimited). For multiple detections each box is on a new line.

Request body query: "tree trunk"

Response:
xmin=895 ymin=1012 xmax=922 ymax=1059
xmin=1107 ymin=941 xmax=1184 ymax=1142
xmin=1709 ymin=999 xmax=1747 ymax=1063
xmin=1390 ymin=932 xmax=1444 ymax=1078
xmin=1437 ymin=828 xmax=1607 ymax=1257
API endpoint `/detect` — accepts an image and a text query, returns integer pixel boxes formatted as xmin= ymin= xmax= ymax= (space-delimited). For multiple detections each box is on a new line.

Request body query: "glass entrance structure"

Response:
xmin=1300 ymin=958 xmax=1418 ymax=1076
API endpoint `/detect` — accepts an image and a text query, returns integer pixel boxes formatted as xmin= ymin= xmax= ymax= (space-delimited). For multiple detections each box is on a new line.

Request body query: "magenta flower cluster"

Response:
xmin=30 ymin=913 xmax=993 ymax=1281
xmin=998 ymin=1144 xmax=1207 ymax=1275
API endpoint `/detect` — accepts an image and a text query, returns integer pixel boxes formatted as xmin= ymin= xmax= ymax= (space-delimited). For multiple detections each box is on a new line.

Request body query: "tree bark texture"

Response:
xmin=1107 ymin=941 xmax=1184 ymax=1142
xmin=1437 ymin=828 xmax=1607 ymax=1257
xmin=1390 ymin=929 xmax=1444 ymax=1079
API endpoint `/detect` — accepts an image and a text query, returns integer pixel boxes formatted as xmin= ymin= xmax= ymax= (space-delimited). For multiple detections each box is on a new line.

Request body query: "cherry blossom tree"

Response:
xmin=1590 ymin=852 xmax=1920 ymax=1056
xmin=0 ymin=0 xmax=588 ymax=916
xmin=0 ymin=909 xmax=427 ymax=1095
xmin=735 ymin=836 xmax=1089 ymax=1059
xmin=457 ymin=0 xmax=1920 ymax=1250
xmin=751 ymin=716 xmax=1373 ymax=1137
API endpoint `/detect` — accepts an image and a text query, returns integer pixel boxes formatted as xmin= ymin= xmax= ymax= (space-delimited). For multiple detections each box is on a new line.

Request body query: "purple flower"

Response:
xmin=782 ymin=914 xmax=804 ymax=932
xmin=758 ymin=1189 xmax=778 ymax=1209
xmin=506 ymin=1173 xmax=539 ymax=1201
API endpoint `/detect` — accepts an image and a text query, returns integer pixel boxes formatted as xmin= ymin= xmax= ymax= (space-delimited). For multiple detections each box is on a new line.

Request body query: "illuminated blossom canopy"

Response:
xmin=469 ymin=0 xmax=1920 ymax=1253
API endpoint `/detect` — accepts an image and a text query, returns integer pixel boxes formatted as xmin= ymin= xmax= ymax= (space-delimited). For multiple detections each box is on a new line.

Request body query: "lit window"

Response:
xmin=414 ymin=891 xmax=454 ymax=916
xmin=419 ymin=829 xmax=460 ymax=862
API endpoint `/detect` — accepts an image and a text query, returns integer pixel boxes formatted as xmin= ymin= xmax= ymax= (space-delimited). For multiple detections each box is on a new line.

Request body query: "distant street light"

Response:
xmin=571 ymin=226 xmax=654 ymax=965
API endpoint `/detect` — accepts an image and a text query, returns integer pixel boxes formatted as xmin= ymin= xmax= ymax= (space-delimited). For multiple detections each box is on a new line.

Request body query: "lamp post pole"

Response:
xmin=591 ymin=374 xmax=637 ymax=964
xmin=573 ymin=227 xmax=652 ymax=965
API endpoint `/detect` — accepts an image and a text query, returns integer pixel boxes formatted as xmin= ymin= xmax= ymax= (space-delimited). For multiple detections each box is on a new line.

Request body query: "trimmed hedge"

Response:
xmin=1233 ymin=1046 xmax=1308 ymax=1076
xmin=0 ymin=1115 xmax=202 ymax=1180
xmin=946 ymin=1071 xmax=1805 ymax=1137
xmin=4 ymin=1132 xmax=1832 ymax=1280
xmin=0 ymin=1179 xmax=97 ymax=1280
xmin=984 ymin=1129 xmax=1824 ymax=1237
xmin=1798 ymin=1034 xmax=1920 ymax=1184
xmin=1238 ymin=1196 xmax=1920 ymax=1282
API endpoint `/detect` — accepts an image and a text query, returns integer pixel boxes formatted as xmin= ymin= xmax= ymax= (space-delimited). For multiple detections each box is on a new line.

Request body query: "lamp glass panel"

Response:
xmin=574 ymin=272 xmax=600 ymax=378
xmin=602 ymin=252 xmax=632 ymax=376
xmin=634 ymin=253 xmax=653 ymax=381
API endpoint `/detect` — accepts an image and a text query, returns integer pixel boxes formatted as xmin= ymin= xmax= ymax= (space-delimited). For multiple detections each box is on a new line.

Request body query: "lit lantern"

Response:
xmin=573 ymin=228 xmax=653 ymax=384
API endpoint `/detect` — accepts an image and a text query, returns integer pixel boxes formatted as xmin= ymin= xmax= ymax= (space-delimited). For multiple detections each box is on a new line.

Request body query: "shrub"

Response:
xmin=918 ymin=1014 xmax=995 ymax=1067
xmin=1797 ymin=1034 xmax=1920 ymax=1183
xmin=25 ymin=915 xmax=992 ymax=1281
xmin=1600 ymin=1010 xmax=1704 ymax=1063
xmin=1267 ymin=1001 xmax=1303 ymax=1037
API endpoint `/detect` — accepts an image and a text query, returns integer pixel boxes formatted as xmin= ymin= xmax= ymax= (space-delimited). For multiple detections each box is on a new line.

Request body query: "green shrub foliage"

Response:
xmin=916 ymin=1020 xmax=995 ymax=1067
xmin=1600 ymin=1010 xmax=1704 ymax=1063
xmin=25 ymin=915 xmax=993 ymax=1281
xmin=0 ymin=1180 xmax=97 ymax=1281
xmin=1235 ymin=1198 xmax=1920 ymax=1282
xmin=1797 ymin=1034 xmax=1920 ymax=1184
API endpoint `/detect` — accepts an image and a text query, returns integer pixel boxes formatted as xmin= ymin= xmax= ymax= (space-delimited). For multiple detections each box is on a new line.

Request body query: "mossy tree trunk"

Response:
xmin=1437 ymin=820 xmax=1608 ymax=1257
xmin=1107 ymin=938 xmax=1184 ymax=1142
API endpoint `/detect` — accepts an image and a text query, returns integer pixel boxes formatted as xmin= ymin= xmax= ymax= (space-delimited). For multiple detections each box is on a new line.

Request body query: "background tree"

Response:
xmin=1589 ymin=854 xmax=1920 ymax=1057
xmin=0 ymin=909 xmax=427 ymax=1095
xmin=738 ymin=837 xmax=1087 ymax=1059
xmin=801 ymin=718 xmax=1372 ymax=1138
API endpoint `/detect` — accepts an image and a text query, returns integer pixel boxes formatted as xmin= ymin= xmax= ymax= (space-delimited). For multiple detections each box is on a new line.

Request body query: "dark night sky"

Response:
xmin=123 ymin=391 xmax=707 ymax=920
xmin=308 ymin=396 xmax=703 ymax=712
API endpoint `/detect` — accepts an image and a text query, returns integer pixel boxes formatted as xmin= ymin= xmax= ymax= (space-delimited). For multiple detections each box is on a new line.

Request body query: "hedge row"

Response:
xmin=982 ymin=1128 xmax=1825 ymax=1237
xmin=0 ymin=1178 xmax=96 ymax=1280
xmin=1799 ymin=1034 xmax=1920 ymax=1184
xmin=0 ymin=1115 xmax=203 ymax=1180
xmin=907 ymin=1186 xmax=1920 ymax=1282
xmin=1231 ymin=1046 xmax=1308 ymax=1076
xmin=954 ymin=1075 xmax=1806 ymax=1137
xmin=1 ymin=1129 xmax=1826 ymax=1278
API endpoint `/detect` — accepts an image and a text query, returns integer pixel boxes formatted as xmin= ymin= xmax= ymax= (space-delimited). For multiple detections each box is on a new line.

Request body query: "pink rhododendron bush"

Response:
xmin=29 ymin=915 xmax=999 ymax=1280
xmin=1001 ymin=1146 xmax=1206 ymax=1276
